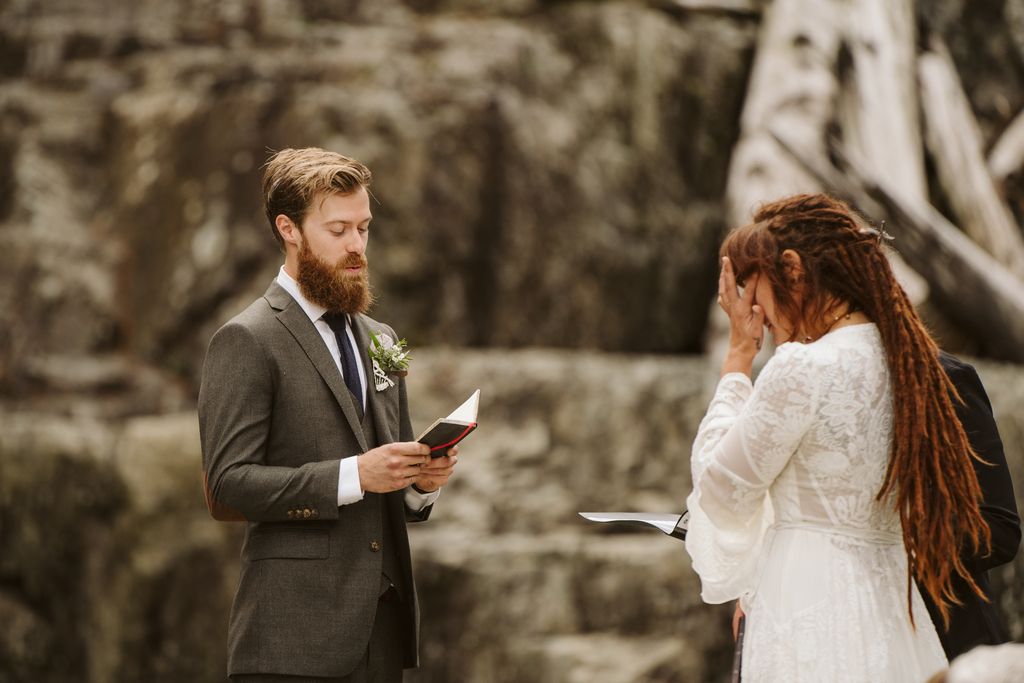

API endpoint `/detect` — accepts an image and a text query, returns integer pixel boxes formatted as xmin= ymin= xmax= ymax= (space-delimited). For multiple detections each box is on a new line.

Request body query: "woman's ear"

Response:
xmin=781 ymin=249 xmax=804 ymax=284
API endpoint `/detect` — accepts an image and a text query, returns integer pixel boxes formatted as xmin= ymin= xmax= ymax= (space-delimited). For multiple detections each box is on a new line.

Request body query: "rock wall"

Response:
xmin=3 ymin=1 xmax=1024 ymax=681
xmin=1 ymin=350 xmax=1022 ymax=683
xmin=0 ymin=0 xmax=757 ymax=399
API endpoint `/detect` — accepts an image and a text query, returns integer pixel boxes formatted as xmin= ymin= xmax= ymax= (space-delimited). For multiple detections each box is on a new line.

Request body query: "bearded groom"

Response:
xmin=199 ymin=147 xmax=458 ymax=682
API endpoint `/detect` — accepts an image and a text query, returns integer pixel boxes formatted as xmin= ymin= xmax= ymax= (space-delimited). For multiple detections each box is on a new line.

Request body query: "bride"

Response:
xmin=685 ymin=194 xmax=990 ymax=681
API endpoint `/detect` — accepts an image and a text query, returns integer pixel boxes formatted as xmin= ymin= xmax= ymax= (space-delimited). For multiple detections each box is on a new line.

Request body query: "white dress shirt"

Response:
xmin=276 ymin=267 xmax=439 ymax=511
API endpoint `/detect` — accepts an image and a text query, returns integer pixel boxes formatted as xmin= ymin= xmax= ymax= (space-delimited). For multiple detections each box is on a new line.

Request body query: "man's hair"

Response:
xmin=261 ymin=147 xmax=372 ymax=251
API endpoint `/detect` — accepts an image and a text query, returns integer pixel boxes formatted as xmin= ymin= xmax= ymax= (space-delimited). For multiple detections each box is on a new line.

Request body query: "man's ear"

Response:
xmin=276 ymin=214 xmax=301 ymax=247
xmin=781 ymin=249 xmax=804 ymax=283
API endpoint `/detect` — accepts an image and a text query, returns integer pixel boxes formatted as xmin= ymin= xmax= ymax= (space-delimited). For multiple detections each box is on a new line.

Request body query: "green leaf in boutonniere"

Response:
xmin=370 ymin=332 xmax=411 ymax=376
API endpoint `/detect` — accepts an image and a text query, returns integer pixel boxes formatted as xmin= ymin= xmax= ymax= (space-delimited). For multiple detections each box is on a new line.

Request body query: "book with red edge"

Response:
xmin=417 ymin=389 xmax=479 ymax=457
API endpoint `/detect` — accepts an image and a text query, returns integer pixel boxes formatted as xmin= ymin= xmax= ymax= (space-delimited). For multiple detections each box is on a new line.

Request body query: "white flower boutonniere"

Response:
xmin=369 ymin=333 xmax=411 ymax=392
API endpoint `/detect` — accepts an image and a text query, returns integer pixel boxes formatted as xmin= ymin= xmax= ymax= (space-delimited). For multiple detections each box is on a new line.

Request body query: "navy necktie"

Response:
xmin=322 ymin=312 xmax=363 ymax=415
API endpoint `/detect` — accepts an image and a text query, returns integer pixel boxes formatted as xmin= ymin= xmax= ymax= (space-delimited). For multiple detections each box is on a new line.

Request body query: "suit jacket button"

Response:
xmin=302 ymin=508 xmax=311 ymax=519
xmin=370 ymin=540 xmax=381 ymax=552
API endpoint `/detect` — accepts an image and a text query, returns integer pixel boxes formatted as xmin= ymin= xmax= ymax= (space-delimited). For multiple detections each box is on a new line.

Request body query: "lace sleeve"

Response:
xmin=685 ymin=344 xmax=822 ymax=603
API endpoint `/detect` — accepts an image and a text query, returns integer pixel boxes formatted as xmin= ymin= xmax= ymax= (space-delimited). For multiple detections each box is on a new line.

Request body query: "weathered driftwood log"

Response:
xmin=774 ymin=130 xmax=1024 ymax=363
xmin=726 ymin=0 xmax=923 ymax=225
xmin=988 ymin=109 xmax=1024 ymax=182
xmin=831 ymin=0 xmax=929 ymax=303
xmin=918 ymin=36 xmax=1024 ymax=277
xmin=834 ymin=0 xmax=925 ymax=200
xmin=651 ymin=0 xmax=762 ymax=18
xmin=714 ymin=0 xmax=925 ymax=370
xmin=725 ymin=0 xmax=834 ymax=227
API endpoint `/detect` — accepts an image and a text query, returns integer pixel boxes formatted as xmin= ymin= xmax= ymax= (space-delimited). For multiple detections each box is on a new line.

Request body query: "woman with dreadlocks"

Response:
xmin=684 ymin=193 xmax=990 ymax=681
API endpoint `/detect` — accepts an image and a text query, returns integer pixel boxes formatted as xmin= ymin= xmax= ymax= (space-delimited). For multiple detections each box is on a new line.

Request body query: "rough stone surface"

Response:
xmin=0 ymin=0 xmax=757 ymax=399
xmin=2 ymin=1 xmax=1024 ymax=682
xmin=1 ymin=350 xmax=1022 ymax=683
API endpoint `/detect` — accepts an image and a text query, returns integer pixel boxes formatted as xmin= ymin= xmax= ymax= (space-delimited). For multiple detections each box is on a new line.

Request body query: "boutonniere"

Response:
xmin=369 ymin=332 xmax=411 ymax=392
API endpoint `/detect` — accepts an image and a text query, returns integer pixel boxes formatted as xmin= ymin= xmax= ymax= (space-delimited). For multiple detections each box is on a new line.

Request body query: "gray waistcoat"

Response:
xmin=358 ymin=404 xmax=405 ymax=600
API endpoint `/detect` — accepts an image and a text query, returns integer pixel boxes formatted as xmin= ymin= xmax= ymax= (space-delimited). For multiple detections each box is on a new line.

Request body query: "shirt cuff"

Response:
xmin=404 ymin=485 xmax=440 ymax=511
xmin=337 ymin=456 xmax=364 ymax=506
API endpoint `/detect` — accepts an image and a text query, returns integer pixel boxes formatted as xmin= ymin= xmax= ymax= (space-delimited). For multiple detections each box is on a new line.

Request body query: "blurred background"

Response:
xmin=1 ymin=0 xmax=1023 ymax=681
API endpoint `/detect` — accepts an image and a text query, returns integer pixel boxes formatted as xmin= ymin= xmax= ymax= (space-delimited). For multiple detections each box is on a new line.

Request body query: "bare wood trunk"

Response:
xmin=724 ymin=0 xmax=839 ymax=228
xmin=918 ymin=36 xmax=1024 ymax=277
xmin=652 ymin=0 xmax=762 ymax=17
xmin=775 ymin=130 xmax=1024 ymax=363
xmin=837 ymin=0 xmax=925 ymax=202
xmin=726 ymin=0 xmax=923 ymax=224
xmin=714 ymin=0 xmax=925 ymax=371
xmin=988 ymin=108 xmax=1024 ymax=182
xmin=833 ymin=0 xmax=929 ymax=304
xmin=714 ymin=0 xmax=841 ymax=375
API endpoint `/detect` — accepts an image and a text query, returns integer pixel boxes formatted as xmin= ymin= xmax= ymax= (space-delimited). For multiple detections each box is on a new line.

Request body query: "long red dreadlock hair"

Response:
xmin=720 ymin=193 xmax=990 ymax=627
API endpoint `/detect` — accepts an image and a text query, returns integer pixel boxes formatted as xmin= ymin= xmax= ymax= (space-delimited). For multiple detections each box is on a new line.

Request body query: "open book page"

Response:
xmin=578 ymin=511 xmax=689 ymax=540
xmin=446 ymin=389 xmax=480 ymax=423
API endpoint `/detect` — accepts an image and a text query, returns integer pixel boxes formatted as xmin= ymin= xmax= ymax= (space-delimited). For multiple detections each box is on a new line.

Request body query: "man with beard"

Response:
xmin=199 ymin=147 xmax=458 ymax=683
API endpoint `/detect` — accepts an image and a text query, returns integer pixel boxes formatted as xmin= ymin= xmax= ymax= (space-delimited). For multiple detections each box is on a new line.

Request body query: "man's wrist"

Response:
xmin=411 ymin=482 xmax=437 ymax=494
xmin=338 ymin=455 xmax=364 ymax=506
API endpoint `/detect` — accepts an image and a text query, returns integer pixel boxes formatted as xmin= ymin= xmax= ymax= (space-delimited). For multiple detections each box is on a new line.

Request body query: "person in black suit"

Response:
xmin=921 ymin=352 xmax=1021 ymax=659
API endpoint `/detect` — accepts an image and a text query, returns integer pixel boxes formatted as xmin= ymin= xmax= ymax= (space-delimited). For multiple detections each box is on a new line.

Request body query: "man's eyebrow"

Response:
xmin=325 ymin=217 xmax=372 ymax=225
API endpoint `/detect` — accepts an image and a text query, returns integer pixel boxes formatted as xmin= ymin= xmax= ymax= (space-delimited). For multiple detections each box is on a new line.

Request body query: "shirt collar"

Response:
xmin=276 ymin=266 xmax=330 ymax=325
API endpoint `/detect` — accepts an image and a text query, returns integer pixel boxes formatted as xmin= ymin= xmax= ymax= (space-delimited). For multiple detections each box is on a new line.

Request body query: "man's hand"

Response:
xmin=358 ymin=442 xmax=431 ymax=493
xmin=411 ymin=445 xmax=459 ymax=493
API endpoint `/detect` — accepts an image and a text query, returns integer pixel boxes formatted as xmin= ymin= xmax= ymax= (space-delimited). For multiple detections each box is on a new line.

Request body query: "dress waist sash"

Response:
xmin=771 ymin=521 xmax=902 ymax=545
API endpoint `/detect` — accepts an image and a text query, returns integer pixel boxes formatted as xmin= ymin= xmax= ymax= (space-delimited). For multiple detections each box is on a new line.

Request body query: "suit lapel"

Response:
xmin=265 ymin=281 xmax=368 ymax=452
xmin=352 ymin=314 xmax=395 ymax=444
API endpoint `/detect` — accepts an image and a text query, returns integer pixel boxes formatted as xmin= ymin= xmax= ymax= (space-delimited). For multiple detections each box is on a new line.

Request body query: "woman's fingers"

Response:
xmin=719 ymin=259 xmax=766 ymax=352
xmin=718 ymin=261 xmax=728 ymax=307
xmin=751 ymin=304 xmax=765 ymax=350
xmin=721 ymin=257 xmax=750 ymax=318
xmin=720 ymin=257 xmax=739 ymax=309
xmin=741 ymin=272 xmax=757 ymax=305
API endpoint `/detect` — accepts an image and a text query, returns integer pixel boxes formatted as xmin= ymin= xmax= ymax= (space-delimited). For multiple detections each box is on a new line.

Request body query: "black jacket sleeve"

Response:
xmin=942 ymin=352 xmax=1021 ymax=572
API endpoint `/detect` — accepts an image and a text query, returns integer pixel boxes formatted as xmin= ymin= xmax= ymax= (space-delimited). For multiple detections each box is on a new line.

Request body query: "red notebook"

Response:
xmin=417 ymin=389 xmax=479 ymax=457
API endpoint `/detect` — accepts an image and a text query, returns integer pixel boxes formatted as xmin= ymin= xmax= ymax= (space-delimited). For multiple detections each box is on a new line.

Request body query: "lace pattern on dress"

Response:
xmin=684 ymin=325 xmax=947 ymax=681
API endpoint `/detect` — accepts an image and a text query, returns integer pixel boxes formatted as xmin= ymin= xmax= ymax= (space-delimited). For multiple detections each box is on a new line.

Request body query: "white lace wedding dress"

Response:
xmin=685 ymin=324 xmax=948 ymax=682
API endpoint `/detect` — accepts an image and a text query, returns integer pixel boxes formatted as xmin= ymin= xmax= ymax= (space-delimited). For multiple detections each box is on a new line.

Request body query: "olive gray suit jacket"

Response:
xmin=198 ymin=280 xmax=430 ymax=678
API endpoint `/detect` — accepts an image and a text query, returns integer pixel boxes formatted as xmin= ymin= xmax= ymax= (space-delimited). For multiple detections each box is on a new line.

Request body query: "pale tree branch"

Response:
xmin=988 ymin=108 xmax=1024 ymax=183
xmin=650 ymin=0 xmax=763 ymax=19
xmin=918 ymin=35 xmax=1024 ymax=277
xmin=772 ymin=129 xmax=1024 ymax=363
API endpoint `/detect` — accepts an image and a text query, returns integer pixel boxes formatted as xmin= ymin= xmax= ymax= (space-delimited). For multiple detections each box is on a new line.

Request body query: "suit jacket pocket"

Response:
xmin=244 ymin=528 xmax=330 ymax=561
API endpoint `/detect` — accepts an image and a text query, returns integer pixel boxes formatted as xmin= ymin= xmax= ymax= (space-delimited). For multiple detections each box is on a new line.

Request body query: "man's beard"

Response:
xmin=296 ymin=240 xmax=374 ymax=315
